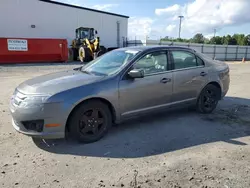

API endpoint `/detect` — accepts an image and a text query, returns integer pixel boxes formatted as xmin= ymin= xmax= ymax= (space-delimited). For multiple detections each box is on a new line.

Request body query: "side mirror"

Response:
xmin=95 ymin=30 xmax=98 ymax=34
xmin=128 ymin=69 xmax=144 ymax=78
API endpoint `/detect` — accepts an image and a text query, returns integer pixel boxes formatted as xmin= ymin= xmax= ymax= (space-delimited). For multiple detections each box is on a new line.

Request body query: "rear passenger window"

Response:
xmin=197 ymin=56 xmax=204 ymax=66
xmin=172 ymin=51 xmax=202 ymax=69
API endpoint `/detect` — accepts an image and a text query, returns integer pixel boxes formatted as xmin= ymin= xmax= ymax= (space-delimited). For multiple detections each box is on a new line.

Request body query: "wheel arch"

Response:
xmin=65 ymin=97 xmax=117 ymax=132
xmin=199 ymin=81 xmax=222 ymax=100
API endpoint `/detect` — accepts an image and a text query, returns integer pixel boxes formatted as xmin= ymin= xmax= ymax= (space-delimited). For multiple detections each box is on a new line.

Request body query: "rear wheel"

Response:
xmin=68 ymin=101 xmax=112 ymax=143
xmin=72 ymin=48 xmax=78 ymax=61
xmin=197 ymin=84 xmax=220 ymax=113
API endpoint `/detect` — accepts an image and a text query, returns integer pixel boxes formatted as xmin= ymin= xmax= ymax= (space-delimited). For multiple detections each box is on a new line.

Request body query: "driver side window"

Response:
xmin=133 ymin=51 xmax=168 ymax=75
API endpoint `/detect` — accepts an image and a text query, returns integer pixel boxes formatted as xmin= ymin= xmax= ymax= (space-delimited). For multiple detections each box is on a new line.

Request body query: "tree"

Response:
xmin=210 ymin=36 xmax=223 ymax=44
xmin=192 ymin=33 xmax=205 ymax=43
xmin=230 ymin=35 xmax=237 ymax=45
xmin=223 ymin=35 xmax=237 ymax=45
xmin=246 ymin=35 xmax=250 ymax=45
xmin=204 ymin=38 xmax=210 ymax=44
xmin=160 ymin=33 xmax=250 ymax=46
xmin=233 ymin=34 xmax=247 ymax=45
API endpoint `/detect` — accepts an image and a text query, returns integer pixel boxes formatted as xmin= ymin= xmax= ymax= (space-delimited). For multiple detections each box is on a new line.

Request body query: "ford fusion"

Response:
xmin=10 ymin=46 xmax=230 ymax=143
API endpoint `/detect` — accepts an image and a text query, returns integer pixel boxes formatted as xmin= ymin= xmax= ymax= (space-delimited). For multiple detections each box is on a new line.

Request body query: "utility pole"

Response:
xmin=178 ymin=16 xmax=184 ymax=39
xmin=214 ymin=28 xmax=216 ymax=38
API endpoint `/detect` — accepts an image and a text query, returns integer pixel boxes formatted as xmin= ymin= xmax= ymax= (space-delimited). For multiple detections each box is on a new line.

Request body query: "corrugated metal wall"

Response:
xmin=0 ymin=0 xmax=128 ymax=49
xmin=126 ymin=39 xmax=250 ymax=61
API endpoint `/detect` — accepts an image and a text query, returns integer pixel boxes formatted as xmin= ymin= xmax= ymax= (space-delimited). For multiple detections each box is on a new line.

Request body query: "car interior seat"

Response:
xmin=184 ymin=57 xmax=196 ymax=67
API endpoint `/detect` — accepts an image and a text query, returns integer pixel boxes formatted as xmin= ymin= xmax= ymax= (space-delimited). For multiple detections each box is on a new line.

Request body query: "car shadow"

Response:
xmin=33 ymin=96 xmax=250 ymax=158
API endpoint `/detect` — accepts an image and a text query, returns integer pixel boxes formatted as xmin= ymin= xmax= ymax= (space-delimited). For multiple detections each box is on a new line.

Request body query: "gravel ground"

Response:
xmin=1 ymin=62 xmax=250 ymax=188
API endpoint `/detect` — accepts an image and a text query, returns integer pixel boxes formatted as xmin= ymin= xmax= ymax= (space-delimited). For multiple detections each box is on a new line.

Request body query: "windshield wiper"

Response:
xmin=73 ymin=66 xmax=82 ymax=71
xmin=80 ymin=70 xmax=92 ymax=75
xmin=89 ymin=71 xmax=107 ymax=76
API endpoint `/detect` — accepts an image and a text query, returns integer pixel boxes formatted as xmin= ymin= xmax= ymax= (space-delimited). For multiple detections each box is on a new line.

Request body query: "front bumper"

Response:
xmin=10 ymin=102 xmax=66 ymax=139
xmin=12 ymin=119 xmax=64 ymax=139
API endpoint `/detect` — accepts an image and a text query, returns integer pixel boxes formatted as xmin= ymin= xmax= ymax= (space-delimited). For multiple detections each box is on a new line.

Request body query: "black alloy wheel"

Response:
xmin=197 ymin=84 xmax=220 ymax=113
xmin=79 ymin=109 xmax=105 ymax=136
xmin=69 ymin=101 xmax=112 ymax=143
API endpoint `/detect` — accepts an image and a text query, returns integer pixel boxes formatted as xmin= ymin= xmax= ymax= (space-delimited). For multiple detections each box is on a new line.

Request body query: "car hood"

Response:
xmin=17 ymin=70 xmax=104 ymax=95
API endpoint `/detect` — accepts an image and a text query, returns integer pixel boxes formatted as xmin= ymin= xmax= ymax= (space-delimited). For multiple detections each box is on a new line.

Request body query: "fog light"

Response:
xmin=22 ymin=120 xmax=44 ymax=132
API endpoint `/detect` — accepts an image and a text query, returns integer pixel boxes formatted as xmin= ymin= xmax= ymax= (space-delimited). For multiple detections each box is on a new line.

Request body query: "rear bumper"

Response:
xmin=221 ymin=75 xmax=230 ymax=99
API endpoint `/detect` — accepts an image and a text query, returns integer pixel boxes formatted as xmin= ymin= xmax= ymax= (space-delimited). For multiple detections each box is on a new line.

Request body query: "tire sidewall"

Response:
xmin=197 ymin=84 xmax=220 ymax=113
xmin=79 ymin=47 xmax=85 ymax=62
xmin=72 ymin=48 xmax=78 ymax=61
xmin=69 ymin=101 xmax=112 ymax=143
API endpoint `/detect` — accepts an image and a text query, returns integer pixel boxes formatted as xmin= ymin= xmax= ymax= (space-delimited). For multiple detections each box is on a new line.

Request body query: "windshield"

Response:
xmin=81 ymin=49 xmax=140 ymax=76
xmin=76 ymin=29 xmax=90 ymax=39
xmin=80 ymin=30 xmax=89 ymax=38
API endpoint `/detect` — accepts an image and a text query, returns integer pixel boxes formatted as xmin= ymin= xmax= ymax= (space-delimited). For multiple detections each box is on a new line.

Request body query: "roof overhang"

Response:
xmin=39 ymin=0 xmax=129 ymax=18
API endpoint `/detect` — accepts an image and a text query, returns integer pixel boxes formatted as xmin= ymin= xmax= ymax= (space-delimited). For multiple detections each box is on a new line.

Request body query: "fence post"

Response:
xmin=122 ymin=37 xmax=125 ymax=47
xmin=235 ymin=45 xmax=239 ymax=60
xmin=225 ymin=45 xmax=228 ymax=61
xmin=213 ymin=45 xmax=216 ymax=60
xmin=245 ymin=47 xmax=248 ymax=60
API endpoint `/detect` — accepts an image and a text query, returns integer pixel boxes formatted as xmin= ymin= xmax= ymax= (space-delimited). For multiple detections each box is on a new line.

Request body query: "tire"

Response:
xmin=97 ymin=50 xmax=106 ymax=57
xmin=197 ymin=84 xmax=220 ymax=114
xmin=72 ymin=48 xmax=78 ymax=61
xmin=107 ymin=47 xmax=118 ymax=51
xmin=96 ymin=46 xmax=107 ymax=58
xmin=78 ymin=47 xmax=85 ymax=63
xmin=68 ymin=100 xmax=112 ymax=143
xmin=100 ymin=46 xmax=107 ymax=53
xmin=84 ymin=48 xmax=93 ymax=62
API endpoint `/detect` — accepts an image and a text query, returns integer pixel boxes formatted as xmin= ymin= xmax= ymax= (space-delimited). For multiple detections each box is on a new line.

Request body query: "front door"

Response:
xmin=119 ymin=50 xmax=173 ymax=118
xmin=169 ymin=50 xmax=209 ymax=103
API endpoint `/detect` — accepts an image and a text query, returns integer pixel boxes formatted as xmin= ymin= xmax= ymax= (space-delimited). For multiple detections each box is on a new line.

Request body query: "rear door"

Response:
xmin=169 ymin=49 xmax=209 ymax=103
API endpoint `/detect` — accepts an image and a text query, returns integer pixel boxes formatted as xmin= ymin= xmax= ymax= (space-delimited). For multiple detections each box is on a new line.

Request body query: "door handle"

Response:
xmin=200 ymin=72 xmax=207 ymax=76
xmin=160 ymin=78 xmax=171 ymax=83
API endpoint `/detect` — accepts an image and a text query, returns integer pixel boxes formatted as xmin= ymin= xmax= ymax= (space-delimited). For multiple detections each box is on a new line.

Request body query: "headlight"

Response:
xmin=19 ymin=95 xmax=50 ymax=108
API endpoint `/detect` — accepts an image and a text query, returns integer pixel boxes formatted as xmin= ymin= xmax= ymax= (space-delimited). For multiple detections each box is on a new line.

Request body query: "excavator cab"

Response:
xmin=75 ymin=27 xmax=95 ymax=41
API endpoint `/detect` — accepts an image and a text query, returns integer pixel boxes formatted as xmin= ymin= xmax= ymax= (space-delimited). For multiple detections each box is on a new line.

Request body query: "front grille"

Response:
xmin=22 ymin=120 xmax=44 ymax=132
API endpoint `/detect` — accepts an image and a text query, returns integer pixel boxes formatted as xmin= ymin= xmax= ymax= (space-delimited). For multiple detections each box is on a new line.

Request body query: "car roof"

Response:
xmin=120 ymin=45 xmax=196 ymax=53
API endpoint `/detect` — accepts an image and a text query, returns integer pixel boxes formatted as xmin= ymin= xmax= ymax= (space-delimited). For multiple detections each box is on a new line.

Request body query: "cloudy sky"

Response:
xmin=56 ymin=0 xmax=250 ymax=40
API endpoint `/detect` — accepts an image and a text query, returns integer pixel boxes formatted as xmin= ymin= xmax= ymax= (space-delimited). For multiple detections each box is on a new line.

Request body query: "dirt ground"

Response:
xmin=1 ymin=62 xmax=250 ymax=188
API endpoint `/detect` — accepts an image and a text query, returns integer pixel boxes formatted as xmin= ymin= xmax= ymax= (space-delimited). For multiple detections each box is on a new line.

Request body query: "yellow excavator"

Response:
xmin=71 ymin=27 xmax=107 ymax=63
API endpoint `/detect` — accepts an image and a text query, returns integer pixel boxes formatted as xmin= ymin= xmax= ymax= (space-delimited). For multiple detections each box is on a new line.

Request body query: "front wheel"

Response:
xmin=68 ymin=101 xmax=112 ymax=143
xmin=197 ymin=84 xmax=220 ymax=113
xmin=78 ymin=47 xmax=85 ymax=63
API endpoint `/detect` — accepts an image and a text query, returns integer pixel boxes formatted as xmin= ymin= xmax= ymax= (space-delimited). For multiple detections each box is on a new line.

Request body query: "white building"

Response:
xmin=0 ymin=0 xmax=129 ymax=48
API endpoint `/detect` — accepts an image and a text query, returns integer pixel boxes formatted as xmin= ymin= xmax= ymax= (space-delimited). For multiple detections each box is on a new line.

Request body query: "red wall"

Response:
xmin=0 ymin=38 xmax=68 ymax=64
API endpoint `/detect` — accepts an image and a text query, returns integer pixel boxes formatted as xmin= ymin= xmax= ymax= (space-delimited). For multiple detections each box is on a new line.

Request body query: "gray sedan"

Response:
xmin=10 ymin=46 xmax=230 ymax=143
